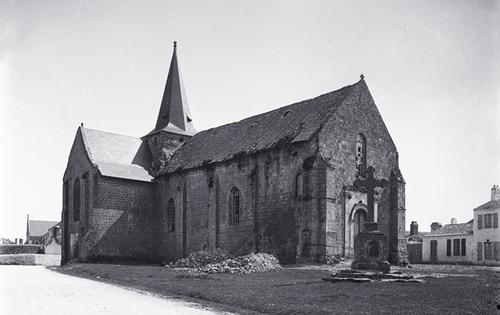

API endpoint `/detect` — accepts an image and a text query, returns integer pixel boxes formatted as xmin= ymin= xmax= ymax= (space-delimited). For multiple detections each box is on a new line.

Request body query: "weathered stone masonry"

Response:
xmin=62 ymin=44 xmax=407 ymax=265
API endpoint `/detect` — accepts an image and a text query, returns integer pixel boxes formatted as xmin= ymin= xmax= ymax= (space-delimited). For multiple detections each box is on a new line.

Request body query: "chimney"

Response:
xmin=491 ymin=185 xmax=500 ymax=201
xmin=19 ymin=238 xmax=23 ymax=245
xmin=431 ymin=222 xmax=442 ymax=232
xmin=14 ymin=238 xmax=18 ymax=244
xmin=451 ymin=218 xmax=457 ymax=224
xmin=410 ymin=221 xmax=419 ymax=235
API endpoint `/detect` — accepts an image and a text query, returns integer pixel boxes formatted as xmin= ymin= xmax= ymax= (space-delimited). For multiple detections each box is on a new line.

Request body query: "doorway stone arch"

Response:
xmin=346 ymin=204 xmax=368 ymax=257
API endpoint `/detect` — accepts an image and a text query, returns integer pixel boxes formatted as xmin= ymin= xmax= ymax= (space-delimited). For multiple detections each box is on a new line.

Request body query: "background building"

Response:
xmin=43 ymin=222 xmax=62 ymax=255
xmin=473 ymin=185 xmax=500 ymax=264
xmin=26 ymin=214 xmax=58 ymax=245
xmin=421 ymin=185 xmax=499 ymax=265
xmin=406 ymin=221 xmax=426 ymax=264
xmin=422 ymin=218 xmax=474 ymax=263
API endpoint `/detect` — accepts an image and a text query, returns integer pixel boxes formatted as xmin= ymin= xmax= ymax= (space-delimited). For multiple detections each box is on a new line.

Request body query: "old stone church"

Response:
xmin=62 ymin=43 xmax=407 ymax=265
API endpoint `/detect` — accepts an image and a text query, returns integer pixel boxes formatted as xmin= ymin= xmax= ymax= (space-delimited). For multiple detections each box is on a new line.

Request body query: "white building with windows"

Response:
xmin=422 ymin=185 xmax=500 ymax=265
xmin=473 ymin=185 xmax=500 ymax=264
xmin=422 ymin=219 xmax=474 ymax=263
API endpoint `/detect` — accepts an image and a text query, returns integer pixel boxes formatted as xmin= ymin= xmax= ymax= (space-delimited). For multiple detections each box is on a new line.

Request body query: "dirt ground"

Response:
xmin=54 ymin=263 xmax=500 ymax=314
xmin=0 ymin=265 xmax=222 ymax=315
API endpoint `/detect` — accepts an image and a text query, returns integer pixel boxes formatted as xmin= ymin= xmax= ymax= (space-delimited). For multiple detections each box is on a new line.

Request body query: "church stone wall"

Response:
xmin=63 ymin=129 xmax=156 ymax=264
xmin=318 ymin=80 xmax=406 ymax=262
xmin=157 ymin=140 xmax=323 ymax=264
xmin=62 ymin=129 xmax=95 ymax=264
xmin=84 ymin=176 xmax=156 ymax=262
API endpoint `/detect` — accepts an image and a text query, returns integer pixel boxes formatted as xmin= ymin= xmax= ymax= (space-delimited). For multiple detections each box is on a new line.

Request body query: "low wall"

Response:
xmin=0 ymin=245 xmax=44 ymax=255
xmin=0 ymin=254 xmax=61 ymax=266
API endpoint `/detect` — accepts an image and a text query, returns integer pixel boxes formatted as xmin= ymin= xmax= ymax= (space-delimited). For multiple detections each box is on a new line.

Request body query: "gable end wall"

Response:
xmin=318 ymin=80 xmax=407 ymax=262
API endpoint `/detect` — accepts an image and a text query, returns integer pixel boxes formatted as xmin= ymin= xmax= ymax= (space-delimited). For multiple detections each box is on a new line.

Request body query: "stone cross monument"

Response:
xmin=353 ymin=166 xmax=387 ymax=223
xmin=351 ymin=166 xmax=390 ymax=272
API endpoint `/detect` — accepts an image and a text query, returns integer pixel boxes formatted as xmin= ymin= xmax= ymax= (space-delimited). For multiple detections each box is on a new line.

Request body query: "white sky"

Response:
xmin=1 ymin=0 xmax=499 ymax=240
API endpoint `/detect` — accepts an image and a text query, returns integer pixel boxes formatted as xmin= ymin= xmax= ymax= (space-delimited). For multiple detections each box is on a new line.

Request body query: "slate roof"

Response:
xmin=474 ymin=199 xmax=500 ymax=211
xmin=28 ymin=220 xmax=59 ymax=237
xmin=162 ymin=81 xmax=357 ymax=173
xmin=81 ymin=127 xmax=153 ymax=182
xmin=426 ymin=222 xmax=474 ymax=236
xmin=145 ymin=42 xmax=195 ymax=137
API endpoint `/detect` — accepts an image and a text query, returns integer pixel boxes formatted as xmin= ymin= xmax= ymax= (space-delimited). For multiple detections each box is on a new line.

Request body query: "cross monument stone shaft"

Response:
xmin=353 ymin=166 xmax=387 ymax=222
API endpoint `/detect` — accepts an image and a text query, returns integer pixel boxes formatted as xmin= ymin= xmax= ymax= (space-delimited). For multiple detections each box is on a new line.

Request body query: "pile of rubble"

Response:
xmin=167 ymin=249 xmax=233 ymax=269
xmin=321 ymin=269 xmax=425 ymax=283
xmin=200 ymin=253 xmax=282 ymax=274
xmin=168 ymin=250 xmax=282 ymax=274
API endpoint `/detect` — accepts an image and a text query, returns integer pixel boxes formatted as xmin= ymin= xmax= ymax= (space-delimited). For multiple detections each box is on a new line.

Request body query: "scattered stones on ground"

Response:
xmin=200 ymin=253 xmax=282 ymax=274
xmin=168 ymin=250 xmax=282 ymax=274
xmin=321 ymin=269 xmax=426 ymax=284
xmin=167 ymin=249 xmax=233 ymax=269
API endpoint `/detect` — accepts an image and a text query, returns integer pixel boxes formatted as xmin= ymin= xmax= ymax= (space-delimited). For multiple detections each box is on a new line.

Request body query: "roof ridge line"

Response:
xmin=82 ymin=127 xmax=141 ymax=139
xmin=185 ymin=82 xmax=358 ymax=138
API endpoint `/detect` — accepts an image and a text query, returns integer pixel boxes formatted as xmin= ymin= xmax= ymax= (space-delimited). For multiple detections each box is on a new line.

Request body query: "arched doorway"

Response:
xmin=346 ymin=206 xmax=368 ymax=257
xmin=353 ymin=208 xmax=367 ymax=237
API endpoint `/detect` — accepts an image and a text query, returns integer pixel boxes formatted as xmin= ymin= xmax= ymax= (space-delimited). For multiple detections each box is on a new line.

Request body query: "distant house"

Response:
xmin=474 ymin=185 xmax=500 ymax=264
xmin=26 ymin=214 xmax=59 ymax=245
xmin=405 ymin=221 xmax=427 ymax=264
xmin=43 ymin=222 xmax=62 ymax=255
xmin=422 ymin=219 xmax=474 ymax=263
xmin=421 ymin=185 xmax=500 ymax=265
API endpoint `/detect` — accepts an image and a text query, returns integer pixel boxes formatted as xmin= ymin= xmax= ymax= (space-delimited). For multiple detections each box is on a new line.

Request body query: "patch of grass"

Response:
xmin=54 ymin=263 xmax=500 ymax=315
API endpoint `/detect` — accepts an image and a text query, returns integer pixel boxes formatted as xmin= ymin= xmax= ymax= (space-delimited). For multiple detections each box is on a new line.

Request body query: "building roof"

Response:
xmin=426 ymin=222 xmax=474 ymax=236
xmin=28 ymin=220 xmax=59 ymax=237
xmin=162 ymin=80 xmax=359 ymax=174
xmin=145 ymin=42 xmax=195 ymax=137
xmin=81 ymin=127 xmax=153 ymax=182
xmin=405 ymin=231 xmax=428 ymax=239
xmin=474 ymin=199 xmax=500 ymax=211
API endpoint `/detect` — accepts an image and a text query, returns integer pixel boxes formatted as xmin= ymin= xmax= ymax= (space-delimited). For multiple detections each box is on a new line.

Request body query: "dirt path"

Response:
xmin=0 ymin=265 xmax=222 ymax=315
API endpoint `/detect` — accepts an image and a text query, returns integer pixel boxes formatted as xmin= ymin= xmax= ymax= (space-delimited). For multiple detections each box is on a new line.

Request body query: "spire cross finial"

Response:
xmin=173 ymin=41 xmax=177 ymax=49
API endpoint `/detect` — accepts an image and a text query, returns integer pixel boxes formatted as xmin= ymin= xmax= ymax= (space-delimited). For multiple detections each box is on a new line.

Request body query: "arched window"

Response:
xmin=229 ymin=187 xmax=241 ymax=225
xmin=73 ymin=179 xmax=80 ymax=222
xmin=295 ymin=173 xmax=304 ymax=198
xmin=353 ymin=208 xmax=367 ymax=236
xmin=167 ymin=199 xmax=175 ymax=232
xmin=355 ymin=133 xmax=366 ymax=175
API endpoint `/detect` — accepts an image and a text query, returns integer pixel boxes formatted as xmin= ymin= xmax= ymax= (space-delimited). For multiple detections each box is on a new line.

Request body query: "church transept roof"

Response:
xmin=81 ymin=127 xmax=153 ymax=182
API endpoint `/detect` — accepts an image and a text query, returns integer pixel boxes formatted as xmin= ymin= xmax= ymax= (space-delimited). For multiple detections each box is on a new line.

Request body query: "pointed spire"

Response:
xmin=147 ymin=41 xmax=195 ymax=137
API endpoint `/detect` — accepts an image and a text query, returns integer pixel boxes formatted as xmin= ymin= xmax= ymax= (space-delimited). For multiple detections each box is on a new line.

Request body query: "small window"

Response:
xmin=73 ymin=178 xmax=80 ymax=222
xmin=477 ymin=242 xmax=483 ymax=261
xmin=229 ymin=187 xmax=241 ymax=225
xmin=484 ymin=241 xmax=493 ymax=260
xmin=446 ymin=239 xmax=451 ymax=256
xmin=355 ymin=134 xmax=366 ymax=175
xmin=484 ymin=214 xmax=493 ymax=229
xmin=295 ymin=173 xmax=304 ymax=198
xmin=453 ymin=239 xmax=460 ymax=256
xmin=477 ymin=214 xmax=483 ymax=230
xmin=82 ymin=173 xmax=90 ymax=213
xmin=167 ymin=199 xmax=175 ymax=232
xmin=461 ymin=238 xmax=466 ymax=256
xmin=63 ymin=181 xmax=69 ymax=215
